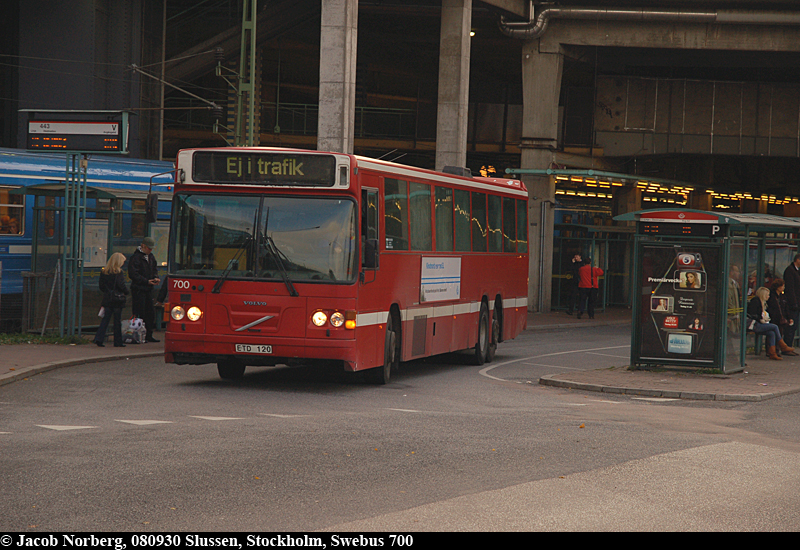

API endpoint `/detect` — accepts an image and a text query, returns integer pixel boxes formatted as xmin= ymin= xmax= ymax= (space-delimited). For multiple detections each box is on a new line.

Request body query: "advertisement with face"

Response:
xmin=639 ymin=246 xmax=718 ymax=363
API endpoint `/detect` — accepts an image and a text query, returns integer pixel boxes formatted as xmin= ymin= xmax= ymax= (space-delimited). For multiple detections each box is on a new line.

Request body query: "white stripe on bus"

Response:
xmin=355 ymin=298 xmax=527 ymax=328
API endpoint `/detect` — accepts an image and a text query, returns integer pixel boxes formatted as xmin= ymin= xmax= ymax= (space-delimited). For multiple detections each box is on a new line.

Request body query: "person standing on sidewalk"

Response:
xmin=577 ymin=257 xmax=603 ymax=319
xmin=93 ymin=252 xmax=129 ymax=348
xmin=566 ymin=253 xmax=583 ymax=315
xmin=128 ymin=236 xmax=161 ymax=343
xmin=782 ymin=254 xmax=800 ymax=347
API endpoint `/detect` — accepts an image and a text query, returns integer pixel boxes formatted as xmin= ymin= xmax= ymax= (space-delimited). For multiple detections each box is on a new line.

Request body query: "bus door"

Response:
xmin=356 ymin=186 xmax=383 ymax=370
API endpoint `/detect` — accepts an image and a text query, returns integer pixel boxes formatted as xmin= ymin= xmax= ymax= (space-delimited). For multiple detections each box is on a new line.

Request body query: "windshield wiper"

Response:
xmin=260 ymin=207 xmax=299 ymax=297
xmin=211 ymin=235 xmax=252 ymax=294
xmin=264 ymin=234 xmax=299 ymax=297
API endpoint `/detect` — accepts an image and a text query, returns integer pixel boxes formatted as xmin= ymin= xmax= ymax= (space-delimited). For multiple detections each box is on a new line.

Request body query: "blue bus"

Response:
xmin=0 ymin=148 xmax=174 ymax=332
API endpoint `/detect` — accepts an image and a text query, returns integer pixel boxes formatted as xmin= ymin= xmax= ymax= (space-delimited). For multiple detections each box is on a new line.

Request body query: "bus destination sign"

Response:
xmin=24 ymin=110 xmax=128 ymax=153
xmin=193 ymin=152 xmax=337 ymax=186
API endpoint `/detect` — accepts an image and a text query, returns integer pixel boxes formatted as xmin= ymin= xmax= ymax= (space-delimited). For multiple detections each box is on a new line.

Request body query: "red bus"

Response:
xmin=163 ymin=147 xmax=528 ymax=383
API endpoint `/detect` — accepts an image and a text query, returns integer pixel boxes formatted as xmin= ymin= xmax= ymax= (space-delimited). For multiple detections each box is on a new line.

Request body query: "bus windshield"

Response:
xmin=171 ymin=194 xmax=358 ymax=283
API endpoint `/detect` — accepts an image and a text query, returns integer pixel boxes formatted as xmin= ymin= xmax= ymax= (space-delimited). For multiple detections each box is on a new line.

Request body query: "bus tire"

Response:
xmin=486 ymin=313 xmax=500 ymax=363
xmin=217 ymin=360 xmax=245 ymax=380
xmin=474 ymin=302 xmax=490 ymax=365
xmin=370 ymin=314 xmax=398 ymax=384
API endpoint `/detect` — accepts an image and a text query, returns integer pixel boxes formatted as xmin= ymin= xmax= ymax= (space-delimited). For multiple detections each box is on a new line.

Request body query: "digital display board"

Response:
xmin=24 ymin=111 xmax=128 ymax=153
xmin=640 ymin=222 xmax=724 ymax=237
xmin=192 ymin=151 xmax=337 ymax=186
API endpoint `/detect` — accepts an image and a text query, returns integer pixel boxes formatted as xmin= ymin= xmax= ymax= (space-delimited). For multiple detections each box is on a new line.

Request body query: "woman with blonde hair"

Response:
xmin=748 ymin=286 xmax=797 ymax=359
xmin=93 ymin=252 xmax=129 ymax=347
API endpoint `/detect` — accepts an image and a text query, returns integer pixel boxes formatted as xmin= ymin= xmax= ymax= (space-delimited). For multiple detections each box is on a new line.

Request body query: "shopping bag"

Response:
xmin=124 ymin=317 xmax=147 ymax=344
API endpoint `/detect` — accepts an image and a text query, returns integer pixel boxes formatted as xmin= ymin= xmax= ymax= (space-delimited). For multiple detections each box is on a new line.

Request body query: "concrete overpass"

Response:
xmin=258 ymin=0 xmax=800 ymax=311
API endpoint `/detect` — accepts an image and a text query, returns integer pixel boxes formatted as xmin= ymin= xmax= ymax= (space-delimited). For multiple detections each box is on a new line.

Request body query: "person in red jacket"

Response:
xmin=577 ymin=258 xmax=604 ymax=319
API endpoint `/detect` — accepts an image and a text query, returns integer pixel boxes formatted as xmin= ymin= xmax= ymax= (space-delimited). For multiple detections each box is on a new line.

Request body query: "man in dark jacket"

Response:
xmin=566 ymin=253 xmax=583 ymax=315
xmin=128 ymin=236 xmax=161 ymax=343
xmin=782 ymin=254 xmax=800 ymax=347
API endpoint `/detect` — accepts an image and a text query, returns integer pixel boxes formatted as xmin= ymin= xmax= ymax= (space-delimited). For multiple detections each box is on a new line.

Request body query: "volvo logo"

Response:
xmin=244 ymin=301 xmax=268 ymax=306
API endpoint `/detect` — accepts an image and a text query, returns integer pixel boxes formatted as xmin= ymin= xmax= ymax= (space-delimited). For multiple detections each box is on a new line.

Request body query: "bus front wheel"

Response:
xmin=370 ymin=314 xmax=398 ymax=384
xmin=218 ymin=360 xmax=245 ymax=380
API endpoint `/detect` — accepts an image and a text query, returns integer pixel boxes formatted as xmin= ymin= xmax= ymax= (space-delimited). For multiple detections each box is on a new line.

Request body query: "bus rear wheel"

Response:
xmin=217 ymin=360 xmax=245 ymax=380
xmin=473 ymin=303 xmax=490 ymax=365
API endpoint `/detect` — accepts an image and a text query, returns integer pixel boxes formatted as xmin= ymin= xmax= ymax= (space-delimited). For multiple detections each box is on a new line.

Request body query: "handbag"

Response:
xmin=110 ymin=290 xmax=127 ymax=307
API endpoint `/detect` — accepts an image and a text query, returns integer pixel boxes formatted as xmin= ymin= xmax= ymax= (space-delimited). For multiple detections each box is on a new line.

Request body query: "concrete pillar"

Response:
xmin=520 ymin=41 xmax=563 ymax=312
xmin=688 ymin=191 xmax=713 ymax=211
xmin=612 ymin=185 xmax=642 ymax=222
xmin=317 ymin=0 xmax=358 ymax=154
xmin=743 ymin=199 xmax=767 ymax=214
xmin=435 ymin=0 xmax=472 ymax=171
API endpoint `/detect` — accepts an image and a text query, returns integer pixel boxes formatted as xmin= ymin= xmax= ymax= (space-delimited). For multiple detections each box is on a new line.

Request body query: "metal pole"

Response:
xmin=60 ymin=155 xmax=71 ymax=337
xmin=42 ymin=260 xmax=60 ymax=336
xmin=77 ymin=155 xmax=88 ymax=337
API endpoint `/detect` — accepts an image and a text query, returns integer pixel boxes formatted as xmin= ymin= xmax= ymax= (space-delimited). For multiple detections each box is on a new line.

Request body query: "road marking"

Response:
xmin=480 ymin=345 xmax=630 ymax=382
xmin=258 ymin=414 xmax=310 ymax=418
xmin=189 ymin=416 xmax=244 ymax=421
xmin=37 ymin=425 xmax=98 ymax=431
xmin=115 ymin=420 xmax=174 ymax=425
xmin=386 ymin=408 xmax=422 ymax=413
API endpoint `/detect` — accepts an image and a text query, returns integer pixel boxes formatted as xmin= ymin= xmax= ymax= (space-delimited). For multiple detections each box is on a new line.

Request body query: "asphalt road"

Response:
xmin=2 ymin=325 xmax=799 ymax=532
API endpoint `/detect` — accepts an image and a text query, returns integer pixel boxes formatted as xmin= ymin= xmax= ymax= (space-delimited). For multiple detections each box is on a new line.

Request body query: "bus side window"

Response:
xmin=384 ymin=178 xmax=408 ymax=251
xmin=362 ymin=188 xmax=379 ymax=268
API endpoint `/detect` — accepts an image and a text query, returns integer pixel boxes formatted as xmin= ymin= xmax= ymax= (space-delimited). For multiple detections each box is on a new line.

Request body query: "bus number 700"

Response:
xmin=172 ymin=279 xmax=191 ymax=290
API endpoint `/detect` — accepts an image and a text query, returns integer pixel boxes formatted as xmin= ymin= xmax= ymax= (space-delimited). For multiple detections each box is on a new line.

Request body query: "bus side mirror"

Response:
xmin=363 ymin=238 xmax=379 ymax=269
xmin=145 ymin=193 xmax=158 ymax=224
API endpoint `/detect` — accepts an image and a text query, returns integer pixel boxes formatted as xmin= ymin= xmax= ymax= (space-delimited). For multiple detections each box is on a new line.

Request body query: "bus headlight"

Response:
xmin=187 ymin=306 xmax=203 ymax=321
xmin=330 ymin=312 xmax=345 ymax=327
xmin=312 ymin=311 xmax=327 ymax=327
xmin=171 ymin=305 xmax=185 ymax=320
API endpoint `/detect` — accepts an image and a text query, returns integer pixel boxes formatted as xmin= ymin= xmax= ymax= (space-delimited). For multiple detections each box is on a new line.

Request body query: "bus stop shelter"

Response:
xmin=615 ymin=209 xmax=800 ymax=374
xmin=12 ymin=183 xmax=170 ymax=334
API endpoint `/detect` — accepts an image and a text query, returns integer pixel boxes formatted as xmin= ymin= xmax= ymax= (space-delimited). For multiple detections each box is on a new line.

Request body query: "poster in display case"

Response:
xmin=639 ymin=245 xmax=718 ymax=363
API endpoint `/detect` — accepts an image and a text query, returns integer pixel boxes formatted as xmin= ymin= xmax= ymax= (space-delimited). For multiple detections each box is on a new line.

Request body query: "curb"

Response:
xmin=538 ymin=373 xmax=783 ymax=402
xmin=0 ymin=351 xmax=163 ymax=387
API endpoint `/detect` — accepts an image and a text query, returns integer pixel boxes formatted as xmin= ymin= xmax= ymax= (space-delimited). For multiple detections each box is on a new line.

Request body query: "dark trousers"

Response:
xmin=785 ymin=309 xmax=800 ymax=346
xmin=578 ymin=287 xmax=598 ymax=318
xmin=567 ymin=284 xmax=579 ymax=313
xmin=131 ymin=287 xmax=155 ymax=339
xmin=94 ymin=305 xmax=123 ymax=346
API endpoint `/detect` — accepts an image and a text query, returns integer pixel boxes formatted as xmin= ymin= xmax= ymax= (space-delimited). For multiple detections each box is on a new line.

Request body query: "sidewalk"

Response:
xmin=0 ymin=338 xmax=164 ymax=387
xmin=528 ymin=306 xmax=800 ymax=402
xmin=2 ymin=308 xmax=800 ymax=401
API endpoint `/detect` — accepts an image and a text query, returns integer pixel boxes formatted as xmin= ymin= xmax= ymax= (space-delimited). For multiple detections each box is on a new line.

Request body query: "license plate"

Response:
xmin=235 ymin=344 xmax=272 ymax=354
